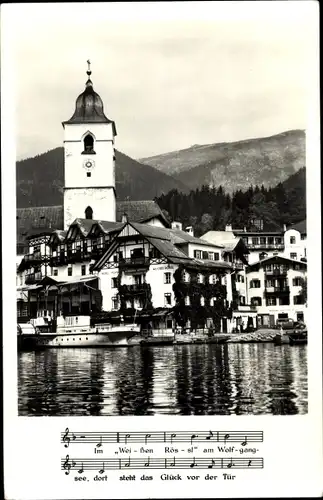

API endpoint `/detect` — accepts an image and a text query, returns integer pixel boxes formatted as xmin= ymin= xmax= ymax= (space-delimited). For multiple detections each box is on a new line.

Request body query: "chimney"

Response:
xmin=243 ymin=226 xmax=247 ymax=233
xmin=185 ymin=226 xmax=194 ymax=236
xmin=225 ymin=224 xmax=232 ymax=232
xmin=121 ymin=212 xmax=128 ymax=223
xmin=283 ymin=224 xmax=287 ymax=232
xmin=171 ymin=221 xmax=183 ymax=231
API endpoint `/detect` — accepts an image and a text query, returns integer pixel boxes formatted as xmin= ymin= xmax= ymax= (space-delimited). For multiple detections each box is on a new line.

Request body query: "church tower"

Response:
xmin=62 ymin=61 xmax=117 ymax=229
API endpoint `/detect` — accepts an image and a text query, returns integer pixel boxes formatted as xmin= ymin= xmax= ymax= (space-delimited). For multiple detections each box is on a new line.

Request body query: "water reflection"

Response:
xmin=18 ymin=344 xmax=307 ymax=416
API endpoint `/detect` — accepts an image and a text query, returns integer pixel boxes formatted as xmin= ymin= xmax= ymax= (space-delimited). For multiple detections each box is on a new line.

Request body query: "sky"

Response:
xmin=4 ymin=1 xmax=318 ymax=161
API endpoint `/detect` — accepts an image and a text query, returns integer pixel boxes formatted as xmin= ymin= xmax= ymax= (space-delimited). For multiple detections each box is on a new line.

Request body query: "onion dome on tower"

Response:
xmin=62 ymin=60 xmax=117 ymax=134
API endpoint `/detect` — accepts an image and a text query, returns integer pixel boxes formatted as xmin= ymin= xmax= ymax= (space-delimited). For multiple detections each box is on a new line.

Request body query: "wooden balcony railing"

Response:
xmin=119 ymin=257 xmax=150 ymax=268
xmin=25 ymin=272 xmax=43 ymax=284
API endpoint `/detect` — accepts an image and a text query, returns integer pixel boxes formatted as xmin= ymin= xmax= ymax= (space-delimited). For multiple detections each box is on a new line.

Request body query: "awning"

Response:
xmin=16 ymin=284 xmax=43 ymax=292
xmin=58 ymin=275 xmax=98 ymax=286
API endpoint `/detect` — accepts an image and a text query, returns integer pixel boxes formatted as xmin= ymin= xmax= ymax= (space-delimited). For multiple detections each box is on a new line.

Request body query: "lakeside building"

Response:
xmin=227 ymin=220 xmax=307 ymax=264
xmin=16 ymin=64 xmax=250 ymax=334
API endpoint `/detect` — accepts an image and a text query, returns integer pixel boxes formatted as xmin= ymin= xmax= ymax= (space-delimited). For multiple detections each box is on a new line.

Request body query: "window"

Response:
xmin=293 ymin=295 xmax=304 ymax=305
xmin=194 ymin=250 xmax=202 ymax=259
xmin=111 ymin=277 xmax=118 ymax=288
xmin=252 ymin=237 xmax=259 ymax=245
xmin=239 ymin=296 xmax=246 ymax=305
xmin=210 ymin=274 xmax=217 ymax=284
xmin=279 ymin=297 xmax=290 ymax=306
xmin=268 ymin=237 xmax=274 ymax=245
xmin=164 ymin=293 xmax=172 ymax=306
xmin=301 ymin=234 xmax=306 ymax=240
xmin=214 ymin=252 xmax=220 ymax=261
xmin=208 ymin=252 xmax=214 ymax=260
xmin=83 ymin=134 xmax=95 ymax=154
xmin=250 ymin=279 xmax=261 ymax=288
xmin=241 ymin=275 xmax=245 ymax=283
xmin=81 ymin=265 xmax=86 ymax=276
xmin=290 ymin=253 xmax=297 ymax=260
xmin=260 ymin=237 xmax=266 ymax=245
xmin=87 ymin=172 xmax=91 ymax=178
xmin=112 ymin=297 xmax=119 ymax=310
xmin=294 ymin=264 xmax=300 ymax=270
xmin=185 ymin=296 xmax=190 ymax=306
xmin=200 ymin=296 xmax=205 ymax=306
xmin=292 ymin=277 xmax=302 ymax=286
xmin=278 ymin=313 xmax=288 ymax=319
xmin=85 ymin=206 xmax=93 ymax=220
xmin=68 ymin=267 xmax=72 ymax=276
xmin=266 ymin=297 xmax=276 ymax=306
xmin=197 ymin=274 xmax=204 ymax=284
xmin=251 ymin=297 xmax=262 ymax=306
xmin=275 ymin=237 xmax=282 ymax=245
xmin=164 ymin=272 xmax=171 ymax=284
xmin=290 ymin=236 xmax=296 ymax=244
xmin=53 ymin=269 xmax=58 ymax=277
xmin=183 ymin=271 xmax=190 ymax=283
xmin=134 ymin=274 xmax=143 ymax=285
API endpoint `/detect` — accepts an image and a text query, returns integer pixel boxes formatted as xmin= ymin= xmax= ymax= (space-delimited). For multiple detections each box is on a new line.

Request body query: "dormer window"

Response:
xmin=82 ymin=134 xmax=96 ymax=154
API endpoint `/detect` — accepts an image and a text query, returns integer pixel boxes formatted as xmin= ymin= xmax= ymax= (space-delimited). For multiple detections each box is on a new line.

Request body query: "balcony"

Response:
xmin=119 ymin=257 xmax=150 ymax=269
xmin=247 ymin=243 xmax=284 ymax=250
xmin=119 ymin=283 xmax=151 ymax=295
xmin=25 ymin=272 xmax=43 ymax=285
xmin=265 ymin=269 xmax=288 ymax=278
xmin=24 ymin=252 xmax=43 ymax=264
xmin=265 ymin=286 xmax=290 ymax=295
xmin=233 ymin=261 xmax=244 ymax=270
xmin=50 ymin=254 xmax=66 ymax=266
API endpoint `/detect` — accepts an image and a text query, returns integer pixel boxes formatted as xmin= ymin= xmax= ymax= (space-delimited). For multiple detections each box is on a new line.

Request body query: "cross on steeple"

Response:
xmin=87 ymin=59 xmax=91 ymax=76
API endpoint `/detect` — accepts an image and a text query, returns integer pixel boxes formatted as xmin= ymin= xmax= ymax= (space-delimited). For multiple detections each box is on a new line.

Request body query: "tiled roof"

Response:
xmin=16 ymin=200 xmax=169 ymax=249
xmin=247 ymin=254 xmax=307 ymax=270
xmin=116 ymin=200 xmax=170 ymax=227
xmin=130 ymin=222 xmax=220 ymax=247
xmin=288 ymin=219 xmax=306 ymax=234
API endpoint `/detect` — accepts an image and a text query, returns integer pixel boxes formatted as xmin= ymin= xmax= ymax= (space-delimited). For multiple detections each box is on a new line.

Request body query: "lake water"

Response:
xmin=18 ymin=343 xmax=307 ymax=416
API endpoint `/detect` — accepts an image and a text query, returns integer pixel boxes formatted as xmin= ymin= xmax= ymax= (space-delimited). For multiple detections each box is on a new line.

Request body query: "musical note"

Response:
xmin=124 ymin=456 xmax=130 ymax=468
xmin=144 ymin=457 xmax=150 ymax=467
xmin=224 ymin=433 xmax=230 ymax=443
xmin=241 ymin=436 xmax=248 ymax=446
xmin=96 ymin=436 xmax=102 ymax=448
xmin=208 ymin=459 xmax=216 ymax=469
xmin=226 ymin=458 xmax=234 ymax=469
xmin=191 ymin=434 xmax=198 ymax=445
xmin=78 ymin=463 xmax=84 ymax=474
xmin=170 ymin=433 xmax=177 ymax=444
xmin=169 ymin=456 xmax=176 ymax=467
xmin=206 ymin=431 xmax=213 ymax=441
xmin=125 ymin=434 xmax=131 ymax=445
xmin=63 ymin=428 xmax=70 ymax=448
xmin=99 ymin=462 xmax=105 ymax=474
xmin=190 ymin=457 xmax=197 ymax=468
xmin=145 ymin=434 xmax=152 ymax=445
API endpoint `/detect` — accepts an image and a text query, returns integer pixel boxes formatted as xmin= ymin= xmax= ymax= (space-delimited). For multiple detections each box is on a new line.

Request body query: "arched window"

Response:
xmin=82 ymin=134 xmax=95 ymax=154
xmin=85 ymin=206 xmax=93 ymax=220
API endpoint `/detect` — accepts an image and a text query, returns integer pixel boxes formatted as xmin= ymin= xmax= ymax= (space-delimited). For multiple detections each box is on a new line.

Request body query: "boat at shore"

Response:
xmin=274 ymin=321 xmax=307 ymax=345
xmin=17 ymin=315 xmax=140 ymax=350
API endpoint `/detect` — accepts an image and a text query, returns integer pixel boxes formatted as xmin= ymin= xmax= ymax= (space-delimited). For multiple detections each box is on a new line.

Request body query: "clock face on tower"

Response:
xmin=83 ymin=159 xmax=95 ymax=170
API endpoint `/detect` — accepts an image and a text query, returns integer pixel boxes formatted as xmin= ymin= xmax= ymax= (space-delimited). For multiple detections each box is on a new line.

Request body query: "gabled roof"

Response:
xmin=116 ymin=200 xmax=170 ymax=227
xmin=287 ymin=219 xmax=306 ymax=234
xmin=201 ymin=230 xmax=249 ymax=254
xmin=92 ymin=221 xmax=233 ymax=272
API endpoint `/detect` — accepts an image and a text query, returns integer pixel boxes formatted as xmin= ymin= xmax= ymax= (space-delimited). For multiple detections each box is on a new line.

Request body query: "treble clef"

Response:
xmin=63 ymin=454 xmax=71 ymax=475
xmin=63 ymin=428 xmax=70 ymax=448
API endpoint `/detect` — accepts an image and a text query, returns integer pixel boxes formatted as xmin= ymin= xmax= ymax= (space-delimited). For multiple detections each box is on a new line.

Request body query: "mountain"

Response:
xmin=16 ymin=148 xmax=189 ymax=208
xmin=140 ymin=130 xmax=306 ymax=193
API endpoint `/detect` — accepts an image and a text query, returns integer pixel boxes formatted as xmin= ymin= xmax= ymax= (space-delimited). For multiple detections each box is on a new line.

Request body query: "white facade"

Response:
xmin=284 ymin=228 xmax=307 ymax=261
xmin=63 ymin=120 xmax=116 ymax=229
xmin=246 ymin=259 xmax=307 ymax=324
